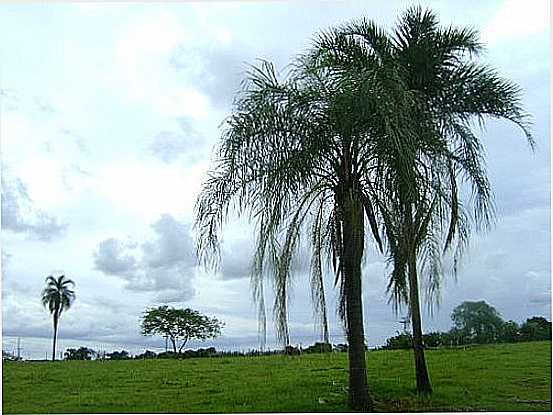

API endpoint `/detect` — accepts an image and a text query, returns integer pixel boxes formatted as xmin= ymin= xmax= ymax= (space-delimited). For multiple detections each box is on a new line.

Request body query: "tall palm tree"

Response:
xmin=314 ymin=7 xmax=532 ymax=394
xmin=195 ymin=53 xmax=414 ymax=409
xmin=386 ymin=7 xmax=531 ymax=394
xmin=41 ymin=275 xmax=76 ymax=361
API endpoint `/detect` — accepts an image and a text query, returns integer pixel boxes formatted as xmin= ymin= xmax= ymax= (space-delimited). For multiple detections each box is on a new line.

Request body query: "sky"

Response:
xmin=0 ymin=0 xmax=550 ymax=360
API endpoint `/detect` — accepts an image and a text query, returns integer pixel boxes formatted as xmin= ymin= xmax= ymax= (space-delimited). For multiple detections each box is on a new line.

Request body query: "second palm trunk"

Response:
xmin=408 ymin=256 xmax=432 ymax=394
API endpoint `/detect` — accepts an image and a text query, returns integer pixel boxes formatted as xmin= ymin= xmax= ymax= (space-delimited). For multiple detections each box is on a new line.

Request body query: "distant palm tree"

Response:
xmin=41 ymin=275 xmax=75 ymax=361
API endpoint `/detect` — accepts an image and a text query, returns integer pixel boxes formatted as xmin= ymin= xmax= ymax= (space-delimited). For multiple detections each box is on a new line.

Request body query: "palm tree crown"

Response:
xmin=41 ymin=275 xmax=76 ymax=315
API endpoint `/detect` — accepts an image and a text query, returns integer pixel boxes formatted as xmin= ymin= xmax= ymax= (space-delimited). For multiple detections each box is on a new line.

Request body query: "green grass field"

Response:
xmin=3 ymin=341 xmax=551 ymax=413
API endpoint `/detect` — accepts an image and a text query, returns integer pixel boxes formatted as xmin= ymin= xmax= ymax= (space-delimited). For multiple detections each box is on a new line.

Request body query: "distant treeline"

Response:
xmin=61 ymin=342 xmax=342 ymax=361
xmin=383 ymin=314 xmax=551 ymax=350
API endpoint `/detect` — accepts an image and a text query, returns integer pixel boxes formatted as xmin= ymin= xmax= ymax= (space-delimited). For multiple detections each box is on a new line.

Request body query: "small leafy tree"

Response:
xmin=451 ymin=301 xmax=504 ymax=343
xmin=141 ymin=306 xmax=223 ymax=354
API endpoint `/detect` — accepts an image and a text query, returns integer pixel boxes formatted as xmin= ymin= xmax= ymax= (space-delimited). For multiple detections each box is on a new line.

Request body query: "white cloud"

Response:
xmin=94 ymin=238 xmax=139 ymax=275
xmin=93 ymin=214 xmax=197 ymax=303
xmin=482 ymin=0 xmax=549 ymax=44
xmin=154 ymin=87 xmax=210 ymax=119
xmin=111 ymin=11 xmax=211 ymax=120
xmin=17 ymin=157 xmax=67 ymax=208
xmin=148 ymin=117 xmax=205 ymax=163
xmin=94 ymin=161 xmax=204 ymax=221
xmin=214 ymin=28 xmax=233 ymax=47
xmin=1 ymin=105 xmax=95 ymax=211
xmin=1 ymin=175 xmax=67 ymax=241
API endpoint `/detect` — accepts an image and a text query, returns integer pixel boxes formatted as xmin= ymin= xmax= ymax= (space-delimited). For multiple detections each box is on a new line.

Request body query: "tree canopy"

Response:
xmin=141 ymin=306 xmax=223 ymax=354
xmin=451 ymin=300 xmax=504 ymax=343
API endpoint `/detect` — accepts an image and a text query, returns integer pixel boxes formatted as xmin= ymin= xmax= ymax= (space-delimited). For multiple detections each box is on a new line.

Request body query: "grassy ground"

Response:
xmin=3 ymin=341 xmax=551 ymax=413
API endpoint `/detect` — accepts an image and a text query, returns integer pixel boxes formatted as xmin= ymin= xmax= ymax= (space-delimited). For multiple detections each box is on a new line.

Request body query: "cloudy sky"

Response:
xmin=1 ymin=1 xmax=550 ymax=359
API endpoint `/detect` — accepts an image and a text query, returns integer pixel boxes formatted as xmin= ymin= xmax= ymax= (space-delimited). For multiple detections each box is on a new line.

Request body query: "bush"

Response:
xmin=499 ymin=321 xmax=520 ymax=343
xmin=107 ymin=350 xmax=130 ymax=360
xmin=182 ymin=347 xmax=218 ymax=359
xmin=284 ymin=345 xmax=301 ymax=355
xmin=2 ymin=351 xmax=21 ymax=361
xmin=64 ymin=347 xmax=95 ymax=360
xmin=520 ymin=317 xmax=552 ymax=341
xmin=157 ymin=351 xmax=178 ymax=359
xmin=384 ymin=334 xmax=412 ymax=350
xmin=304 ymin=342 xmax=333 ymax=353
xmin=333 ymin=343 xmax=348 ymax=352
xmin=135 ymin=350 xmax=157 ymax=359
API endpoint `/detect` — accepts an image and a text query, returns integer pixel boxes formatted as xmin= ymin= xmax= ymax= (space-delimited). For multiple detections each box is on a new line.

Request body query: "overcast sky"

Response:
xmin=1 ymin=0 xmax=550 ymax=359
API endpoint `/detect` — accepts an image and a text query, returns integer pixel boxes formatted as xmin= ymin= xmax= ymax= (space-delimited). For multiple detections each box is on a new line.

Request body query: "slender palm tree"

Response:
xmin=41 ymin=275 xmax=76 ymax=361
xmin=195 ymin=52 xmax=414 ymax=409
xmin=386 ymin=7 xmax=531 ymax=394
xmin=314 ymin=7 xmax=532 ymax=394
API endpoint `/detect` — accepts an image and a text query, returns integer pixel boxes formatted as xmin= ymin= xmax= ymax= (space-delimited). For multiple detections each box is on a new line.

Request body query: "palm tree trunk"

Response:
xmin=342 ymin=189 xmax=373 ymax=411
xmin=408 ymin=254 xmax=432 ymax=394
xmin=52 ymin=312 xmax=59 ymax=361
